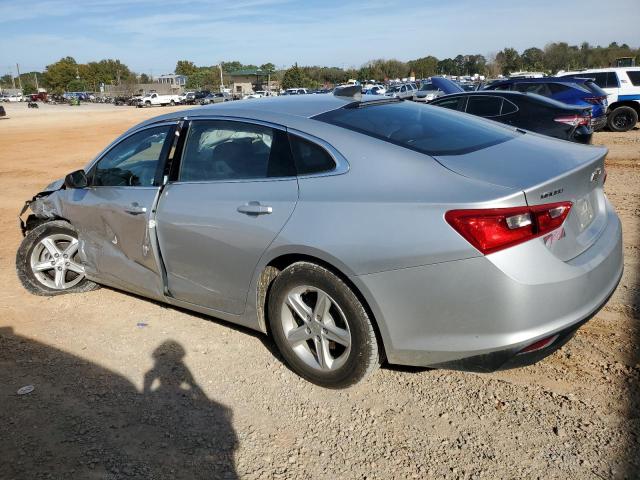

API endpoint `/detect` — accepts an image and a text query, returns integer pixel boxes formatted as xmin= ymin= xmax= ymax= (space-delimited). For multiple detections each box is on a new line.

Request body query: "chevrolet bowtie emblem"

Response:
xmin=590 ymin=167 xmax=603 ymax=183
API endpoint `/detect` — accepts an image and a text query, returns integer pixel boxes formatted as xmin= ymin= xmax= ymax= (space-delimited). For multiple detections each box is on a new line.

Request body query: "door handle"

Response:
xmin=124 ymin=202 xmax=147 ymax=215
xmin=237 ymin=202 xmax=273 ymax=216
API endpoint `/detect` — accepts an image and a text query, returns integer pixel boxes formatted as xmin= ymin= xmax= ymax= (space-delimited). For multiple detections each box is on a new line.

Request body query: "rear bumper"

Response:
xmin=592 ymin=115 xmax=607 ymax=131
xmin=356 ymin=203 xmax=623 ymax=369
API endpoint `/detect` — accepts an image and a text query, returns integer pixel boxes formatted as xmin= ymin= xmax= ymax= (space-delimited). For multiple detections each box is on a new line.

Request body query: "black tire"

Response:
xmin=16 ymin=220 xmax=99 ymax=296
xmin=268 ymin=262 xmax=381 ymax=388
xmin=170 ymin=100 xmax=175 ymax=106
xmin=607 ymin=106 xmax=638 ymax=132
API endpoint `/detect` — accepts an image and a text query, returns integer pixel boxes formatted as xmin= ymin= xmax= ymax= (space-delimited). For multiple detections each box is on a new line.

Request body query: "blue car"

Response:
xmin=484 ymin=77 xmax=608 ymax=130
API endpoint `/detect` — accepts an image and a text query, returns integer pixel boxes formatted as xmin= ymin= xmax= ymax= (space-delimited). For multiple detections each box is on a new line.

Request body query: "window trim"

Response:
xmin=86 ymin=122 xmax=178 ymax=189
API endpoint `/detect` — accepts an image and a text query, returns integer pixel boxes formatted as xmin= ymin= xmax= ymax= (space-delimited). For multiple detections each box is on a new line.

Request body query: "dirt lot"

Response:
xmin=0 ymin=102 xmax=638 ymax=480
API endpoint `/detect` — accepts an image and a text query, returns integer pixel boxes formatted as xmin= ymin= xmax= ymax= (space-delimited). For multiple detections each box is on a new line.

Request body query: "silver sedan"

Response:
xmin=16 ymin=91 xmax=623 ymax=388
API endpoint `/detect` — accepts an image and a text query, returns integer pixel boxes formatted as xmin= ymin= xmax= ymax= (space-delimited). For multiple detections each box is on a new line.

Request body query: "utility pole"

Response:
xmin=16 ymin=63 xmax=23 ymax=91
xmin=33 ymin=72 xmax=39 ymax=91
xmin=219 ymin=63 xmax=224 ymax=91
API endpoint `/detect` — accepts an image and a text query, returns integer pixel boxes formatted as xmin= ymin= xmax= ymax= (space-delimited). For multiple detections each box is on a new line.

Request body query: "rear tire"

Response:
xmin=607 ymin=106 xmax=638 ymax=132
xmin=16 ymin=220 xmax=99 ymax=296
xmin=268 ymin=262 xmax=381 ymax=388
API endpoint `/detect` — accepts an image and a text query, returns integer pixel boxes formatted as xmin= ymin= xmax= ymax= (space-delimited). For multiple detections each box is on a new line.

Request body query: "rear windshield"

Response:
xmin=313 ymin=100 xmax=516 ymax=156
xmin=583 ymin=81 xmax=608 ymax=97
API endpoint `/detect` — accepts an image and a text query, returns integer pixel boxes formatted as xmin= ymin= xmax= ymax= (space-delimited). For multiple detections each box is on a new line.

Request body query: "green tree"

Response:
xmin=175 ymin=60 xmax=197 ymax=76
xmin=407 ymin=56 xmax=438 ymax=78
xmin=282 ymin=64 xmax=307 ymax=89
xmin=43 ymin=56 xmax=79 ymax=94
xmin=437 ymin=58 xmax=456 ymax=75
xmin=139 ymin=73 xmax=151 ymax=83
xmin=67 ymin=79 xmax=87 ymax=92
xmin=521 ymin=47 xmax=545 ymax=71
xmin=260 ymin=63 xmax=276 ymax=73
xmin=495 ymin=47 xmax=522 ymax=75
xmin=0 ymin=74 xmax=14 ymax=88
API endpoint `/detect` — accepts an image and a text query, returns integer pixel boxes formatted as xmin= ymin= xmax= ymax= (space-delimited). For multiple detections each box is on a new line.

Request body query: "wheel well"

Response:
xmin=609 ymin=101 xmax=640 ymax=115
xmin=259 ymin=253 xmax=387 ymax=361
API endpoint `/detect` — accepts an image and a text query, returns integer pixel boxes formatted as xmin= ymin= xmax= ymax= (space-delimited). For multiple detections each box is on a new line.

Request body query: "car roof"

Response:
xmin=133 ymin=94 xmax=392 ymax=131
xmin=493 ymin=77 xmax=589 ymax=85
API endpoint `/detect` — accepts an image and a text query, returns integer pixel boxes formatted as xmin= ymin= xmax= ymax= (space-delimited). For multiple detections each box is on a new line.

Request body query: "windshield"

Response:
xmin=387 ymin=86 xmax=400 ymax=93
xmin=420 ymin=83 xmax=436 ymax=91
xmin=313 ymin=101 xmax=516 ymax=156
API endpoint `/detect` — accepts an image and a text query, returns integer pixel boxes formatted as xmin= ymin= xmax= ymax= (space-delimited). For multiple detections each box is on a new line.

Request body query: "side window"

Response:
xmin=466 ymin=96 xmax=503 ymax=117
xmin=289 ymin=135 xmax=336 ymax=175
xmin=627 ymin=71 xmax=640 ymax=86
xmin=179 ymin=120 xmax=295 ymax=181
xmin=400 ymin=86 xmax=406 ymax=92
xmin=548 ymin=83 xmax=569 ymax=94
xmin=93 ymin=126 xmax=171 ymax=187
xmin=500 ymin=98 xmax=518 ymax=115
xmin=606 ymin=71 xmax=620 ymax=88
xmin=433 ymin=97 xmax=464 ymax=111
xmin=514 ymin=83 xmax=552 ymax=97
xmin=493 ymin=84 xmax=511 ymax=91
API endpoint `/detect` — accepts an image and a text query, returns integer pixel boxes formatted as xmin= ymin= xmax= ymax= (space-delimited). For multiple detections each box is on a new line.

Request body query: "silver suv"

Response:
xmin=385 ymin=83 xmax=417 ymax=100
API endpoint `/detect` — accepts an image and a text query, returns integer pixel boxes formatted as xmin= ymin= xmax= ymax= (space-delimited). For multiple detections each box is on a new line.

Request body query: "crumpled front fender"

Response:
xmin=18 ymin=179 xmax=65 ymax=236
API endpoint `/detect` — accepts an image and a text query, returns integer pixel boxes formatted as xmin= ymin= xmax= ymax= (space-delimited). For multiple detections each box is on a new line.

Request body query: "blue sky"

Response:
xmin=0 ymin=0 xmax=639 ymax=76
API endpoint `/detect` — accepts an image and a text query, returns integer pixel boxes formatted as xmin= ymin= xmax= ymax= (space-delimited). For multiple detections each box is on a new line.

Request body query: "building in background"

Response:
xmin=156 ymin=74 xmax=187 ymax=88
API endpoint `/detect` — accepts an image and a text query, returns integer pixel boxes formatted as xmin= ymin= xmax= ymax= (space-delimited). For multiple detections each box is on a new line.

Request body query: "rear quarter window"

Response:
xmin=626 ymin=71 xmax=640 ymax=86
xmin=313 ymin=100 xmax=516 ymax=157
xmin=289 ymin=135 xmax=336 ymax=175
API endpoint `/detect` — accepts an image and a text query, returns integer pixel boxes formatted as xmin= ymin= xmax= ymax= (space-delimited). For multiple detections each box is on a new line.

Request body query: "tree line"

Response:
xmin=1 ymin=41 xmax=637 ymax=94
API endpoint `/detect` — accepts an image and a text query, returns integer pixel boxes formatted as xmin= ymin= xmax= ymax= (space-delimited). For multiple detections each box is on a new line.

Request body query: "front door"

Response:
xmin=156 ymin=119 xmax=299 ymax=314
xmin=63 ymin=123 xmax=176 ymax=299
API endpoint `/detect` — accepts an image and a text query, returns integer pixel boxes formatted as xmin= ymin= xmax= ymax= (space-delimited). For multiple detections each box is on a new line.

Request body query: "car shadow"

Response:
xmin=108 ymin=287 xmax=433 ymax=376
xmin=0 ymin=327 xmax=238 ymax=479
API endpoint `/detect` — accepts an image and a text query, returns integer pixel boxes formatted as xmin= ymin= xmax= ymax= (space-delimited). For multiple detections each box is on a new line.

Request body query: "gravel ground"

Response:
xmin=0 ymin=103 xmax=638 ymax=479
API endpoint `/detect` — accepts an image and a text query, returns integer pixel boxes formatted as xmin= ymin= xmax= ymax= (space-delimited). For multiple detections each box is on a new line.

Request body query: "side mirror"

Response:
xmin=64 ymin=169 xmax=88 ymax=189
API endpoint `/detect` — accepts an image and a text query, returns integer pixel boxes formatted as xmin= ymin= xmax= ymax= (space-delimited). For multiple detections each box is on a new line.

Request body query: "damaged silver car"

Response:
xmin=17 ymin=90 xmax=623 ymax=388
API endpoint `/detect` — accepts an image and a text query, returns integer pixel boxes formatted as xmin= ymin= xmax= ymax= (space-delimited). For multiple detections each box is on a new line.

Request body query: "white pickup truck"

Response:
xmin=137 ymin=92 xmax=182 ymax=107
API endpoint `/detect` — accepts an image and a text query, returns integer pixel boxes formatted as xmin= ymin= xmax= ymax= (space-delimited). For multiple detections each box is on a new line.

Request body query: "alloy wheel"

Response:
xmin=280 ymin=285 xmax=352 ymax=371
xmin=29 ymin=233 xmax=85 ymax=290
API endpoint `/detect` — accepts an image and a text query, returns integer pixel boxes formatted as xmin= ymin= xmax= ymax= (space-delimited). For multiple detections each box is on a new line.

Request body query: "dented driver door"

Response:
xmin=62 ymin=123 xmax=176 ymax=299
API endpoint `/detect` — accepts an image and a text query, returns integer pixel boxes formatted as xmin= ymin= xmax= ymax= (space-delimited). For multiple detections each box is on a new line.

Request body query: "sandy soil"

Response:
xmin=0 ymin=102 xmax=638 ymax=479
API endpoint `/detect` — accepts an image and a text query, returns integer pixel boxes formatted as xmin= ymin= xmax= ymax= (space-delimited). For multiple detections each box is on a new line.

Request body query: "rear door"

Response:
xmin=156 ymin=119 xmax=298 ymax=314
xmin=63 ymin=123 xmax=176 ymax=298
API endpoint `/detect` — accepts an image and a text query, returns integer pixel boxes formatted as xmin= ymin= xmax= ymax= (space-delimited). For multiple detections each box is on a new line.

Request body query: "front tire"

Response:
xmin=16 ymin=220 xmax=99 ymax=296
xmin=607 ymin=106 xmax=638 ymax=132
xmin=268 ymin=262 xmax=381 ymax=388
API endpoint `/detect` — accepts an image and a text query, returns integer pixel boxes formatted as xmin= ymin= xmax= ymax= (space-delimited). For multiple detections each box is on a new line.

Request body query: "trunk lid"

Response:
xmin=434 ymin=132 xmax=608 ymax=261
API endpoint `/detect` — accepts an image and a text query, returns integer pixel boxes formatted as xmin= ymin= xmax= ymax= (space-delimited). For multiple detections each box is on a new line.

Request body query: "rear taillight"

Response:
xmin=584 ymin=96 xmax=606 ymax=105
xmin=554 ymin=113 xmax=591 ymax=127
xmin=445 ymin=202 xmax=572 ymax=255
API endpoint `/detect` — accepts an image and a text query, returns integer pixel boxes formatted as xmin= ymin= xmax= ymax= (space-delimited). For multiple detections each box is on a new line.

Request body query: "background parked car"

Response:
xmin=558 ymin=67 xmax=640 ymax=132
xmin=430 ymin=91 xmax=594 ymax=143
xmin=385 ymin=83 xmax=417 ymax=100
xmin=484 ymin=77 xmax=608 ymax=131
xmin=414 ymin=81 xmax=445 ymax=102
xmin=201 ymin=92 xmax=231 ymax=104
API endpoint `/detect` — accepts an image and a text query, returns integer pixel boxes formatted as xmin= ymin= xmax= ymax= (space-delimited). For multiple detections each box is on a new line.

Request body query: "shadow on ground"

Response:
xmin=0 ymin=327 xmax=238 ymax=479
xmin=624 ymin=215 xmax=640 ymax=478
